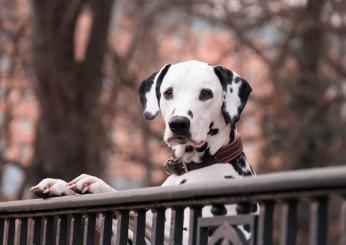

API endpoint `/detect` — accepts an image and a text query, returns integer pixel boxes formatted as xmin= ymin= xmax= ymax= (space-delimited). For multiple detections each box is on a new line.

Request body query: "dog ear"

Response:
xmin=213 ymin=65 xmax=252 ymax=125
xmin=138 ymin=64 xmax=171 ymax=120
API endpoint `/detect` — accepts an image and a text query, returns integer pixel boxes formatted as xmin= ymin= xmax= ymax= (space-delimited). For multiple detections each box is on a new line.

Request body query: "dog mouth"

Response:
xmin=167 ymin=136 xmax=187 ymax=144
xmin=167 ymin=136 xmax=204 ymax=147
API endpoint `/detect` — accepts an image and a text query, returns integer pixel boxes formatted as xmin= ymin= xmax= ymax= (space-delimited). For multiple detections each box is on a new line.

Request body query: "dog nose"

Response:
xmin=169 ymin=116 xmax=190 ymax=135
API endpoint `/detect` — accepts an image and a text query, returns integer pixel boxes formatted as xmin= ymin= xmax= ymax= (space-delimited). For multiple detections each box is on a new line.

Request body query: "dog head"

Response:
xmin=139 ymin=60 xmax=252 ymax=151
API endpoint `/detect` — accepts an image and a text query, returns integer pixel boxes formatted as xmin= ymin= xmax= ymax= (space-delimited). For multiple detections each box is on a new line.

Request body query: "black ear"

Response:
xmin=213 ymin=65 xmax=252 ymax=125
xmin=138 ymin=64 xmax=171 ymax=120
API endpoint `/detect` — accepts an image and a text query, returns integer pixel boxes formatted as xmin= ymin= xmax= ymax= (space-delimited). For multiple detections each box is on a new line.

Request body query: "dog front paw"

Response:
xmin=67 ymin=174 xmax=115 ymax=194
xmin=30 ymin=178 xmax=75 ymax=198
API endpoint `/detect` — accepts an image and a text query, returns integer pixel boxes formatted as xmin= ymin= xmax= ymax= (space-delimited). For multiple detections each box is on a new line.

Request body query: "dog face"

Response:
xmin=139 ymin=60 xmax=252 ymax=148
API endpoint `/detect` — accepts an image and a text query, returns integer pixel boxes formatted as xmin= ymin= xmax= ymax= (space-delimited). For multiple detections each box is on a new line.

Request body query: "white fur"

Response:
xmin=160 ymin=61 xmax=224 ymax=147
xmin=225 ymin=82 xmax=242 ymax=119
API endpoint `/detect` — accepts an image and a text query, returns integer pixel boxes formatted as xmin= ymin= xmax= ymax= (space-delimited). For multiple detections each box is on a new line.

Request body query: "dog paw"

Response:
xmin=30 ymin=178 xmax=75 ymax=198
xmin=67 ymin=174 xmax=115 ymax=194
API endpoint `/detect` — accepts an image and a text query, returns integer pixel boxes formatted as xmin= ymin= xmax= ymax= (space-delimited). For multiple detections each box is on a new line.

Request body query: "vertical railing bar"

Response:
xmin=196 ymin=221 xmax=208 ymax=245
xmin=309 ymin=197 xmax=328 ymax=245
xmin=188 ymin=206 xmax=202 ymax=245
xmin=151 ymin=208 xmax=165 ymax=245
xmin=7 ymin=218 xmax=15 ymax=245
xmin=19 ymin=217 xmax=28 ymax=245
xmin=57 ymin=215 xmax=68 ymax=245
xmin=133 ymin=209 xmax=146 ymax=245
xmin=99 ymin=212 xmax=113 ymax=245
xmin=116 ymin=210 xmax=129 ymax=245
xmin=83 ymin=213 xmax=96 ymax=245
xmin=280 ymin=199 xmax=298 ymax=245
xmin=341 ymin=200 xmax=346 ymax=245
xmin=70 ymin=214 xmax=82 ymax=245
xmin=42 ymin=216 xmax=54 ymax=245
xmin=169 ymin=207 xmax=184 ymax=245
xmin=33 ymin=217 xmax=42 ymax=245
xmin=257 ymin=201 xmax=275 ymax=245
xmin=0 ymin=218 xmax=4 ymax=245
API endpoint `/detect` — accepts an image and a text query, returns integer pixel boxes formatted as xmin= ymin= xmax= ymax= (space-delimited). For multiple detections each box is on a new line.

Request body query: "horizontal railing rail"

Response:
xmin=0 ymin=166 xmax=346 ymax=244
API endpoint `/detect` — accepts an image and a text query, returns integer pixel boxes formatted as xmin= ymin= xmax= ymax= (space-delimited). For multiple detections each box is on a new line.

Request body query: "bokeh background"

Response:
xmin=0 ymin=0 xmax=345 ymax=200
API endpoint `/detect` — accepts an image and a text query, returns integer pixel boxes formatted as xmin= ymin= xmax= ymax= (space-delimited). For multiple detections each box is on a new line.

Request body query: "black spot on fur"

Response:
xmin=230 ymin=88 xmax=233 ymax=93
xmin=213 ymin=66 xmax=252 ymax=125
xmin=208 ymin=128 xmax=219 ymax=136
xmin=138 ymin=72 xmax=157 ymax=109
xmin=214 ymin=66 xmax=234 ymax=90
xmin=230 ymin=153 xmax=253 ymax=177
xmin=211 ymin=205 xmax=227 ymax=216
xmin=236 ymin=202 xmax=257 ymax=214
xmin=224 ymin=175 xmax=234 ymax=179
xmin=172 ymin=149 xmax=176 ymax=159
xmin=237 ymin=78 xmax=252 ymax=115
xmin=155 ymin=64 xmax=171 ymax=103
xmin=196 ymin=143 xmax=207 ymax=152
xmin=244 ymin=224 xmax=251 ymax=233
xmin=185 ymin=145 xmax=193 ymax=152
xmin=200 ymin=147 xmax=212 ymax=162
xmin=171 ymin=108 xmax=176 ymax=115
xmin=239 ymin=158 xmax=246 ymax=167
xmin=183 ymin=227 xmax=188 ymax=231
xmin=187 ymin=110 xmax=193 ymax=118
xmin=229 ymin=125 xmax=236 ymax=142
xmin=180 ymin=179 xmax=187 ymax=184
xmin=209 ymin=121 xmax=214 ymax=128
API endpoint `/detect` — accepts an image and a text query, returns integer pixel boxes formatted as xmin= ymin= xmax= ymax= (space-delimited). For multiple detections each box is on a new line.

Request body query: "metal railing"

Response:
xmin=0 ymin=166 xmax=346 ymax=244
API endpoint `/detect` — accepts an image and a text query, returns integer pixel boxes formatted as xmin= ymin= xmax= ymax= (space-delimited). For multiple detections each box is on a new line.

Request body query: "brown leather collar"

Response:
xmin=164 ymin=134 xmax=243 ymax=175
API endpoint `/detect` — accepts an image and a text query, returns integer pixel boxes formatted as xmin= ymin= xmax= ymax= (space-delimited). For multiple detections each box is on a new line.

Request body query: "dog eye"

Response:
xmin=199 ymin=89 xmax=213 ymax=101
xmin=163 ymin=87 xmax=173 ymax=99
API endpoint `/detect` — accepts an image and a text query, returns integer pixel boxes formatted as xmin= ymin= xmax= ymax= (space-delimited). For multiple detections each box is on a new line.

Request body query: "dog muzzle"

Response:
xmin=164 ymin=134 xmax=243 ymax=175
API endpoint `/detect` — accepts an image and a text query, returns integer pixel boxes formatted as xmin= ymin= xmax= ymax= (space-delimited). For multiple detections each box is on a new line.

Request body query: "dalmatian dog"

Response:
xmin=30 ymin=60 xmax=256 ymax=243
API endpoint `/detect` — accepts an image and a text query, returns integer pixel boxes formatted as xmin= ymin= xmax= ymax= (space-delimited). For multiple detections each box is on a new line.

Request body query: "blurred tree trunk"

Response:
xmin=288 ymin=0 xmax=327 ymax=168
xmin=29 ymin=0 xmax=114 ymax=184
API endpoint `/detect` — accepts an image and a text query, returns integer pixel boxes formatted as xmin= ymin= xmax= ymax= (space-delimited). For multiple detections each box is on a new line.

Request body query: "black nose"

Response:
xmin=169 ymin=116 xmax=190 ymax=136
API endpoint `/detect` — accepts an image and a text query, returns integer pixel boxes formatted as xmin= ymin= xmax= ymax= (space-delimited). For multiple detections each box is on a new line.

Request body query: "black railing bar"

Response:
xmin=0 ymin=187 xmax=345 ymax=219
xmin=1 ymin=165 xmax=346 ymax=213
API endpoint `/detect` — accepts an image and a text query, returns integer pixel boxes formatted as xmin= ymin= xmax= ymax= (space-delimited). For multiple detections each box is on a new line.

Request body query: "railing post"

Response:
xmin=257 ymin=201 xmax=275 ymax=245
xmin=19 ymin=217 xmax=28 ymax=245
xmin=0 ymin=218 xmax=4 ymax=245
xmin=7 ymin=218 xmax=15 ymax=245
xmin=33 ymin=217 xmax=42 ymax=245
xmin=280 ymin=199 xmax=298 ymax=245
xmin=133 ymin=209 xmax=146 ymax=245
xmin=341 ymin=200 xmax=346 ymax=245
xmin=309 ymin=197 xmax=328 ymax=245
xmin=169 ymin=207 xmax=184 ymax=245
xmin=188 ymin=206 xmax=202 ymax=245
xmin=99 ymin=211 xmax=113 ymax=245
xmin=151 ymin=208 xmax=165 ymax=245
xmin=57 ymin=215 xmax=68 ymax=245
xmin=116 ymin=210 xmax=129 ymax=245
xmin=42 ymin=216 xmax=54 ymax=245
xmin=70 ymin=214 xmax=82 ymax=245
xmin=83 ymin=213 xmax=96 ymax=245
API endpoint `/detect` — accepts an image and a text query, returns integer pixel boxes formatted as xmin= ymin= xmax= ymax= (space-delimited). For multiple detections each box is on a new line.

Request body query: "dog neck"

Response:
xmin=171 ymin=120 xmax=237 ymax=164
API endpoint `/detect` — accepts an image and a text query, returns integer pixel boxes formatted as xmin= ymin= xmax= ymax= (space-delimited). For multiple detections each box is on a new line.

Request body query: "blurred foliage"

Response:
xmin=0 ymin=0 xmax=345 ymax=200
